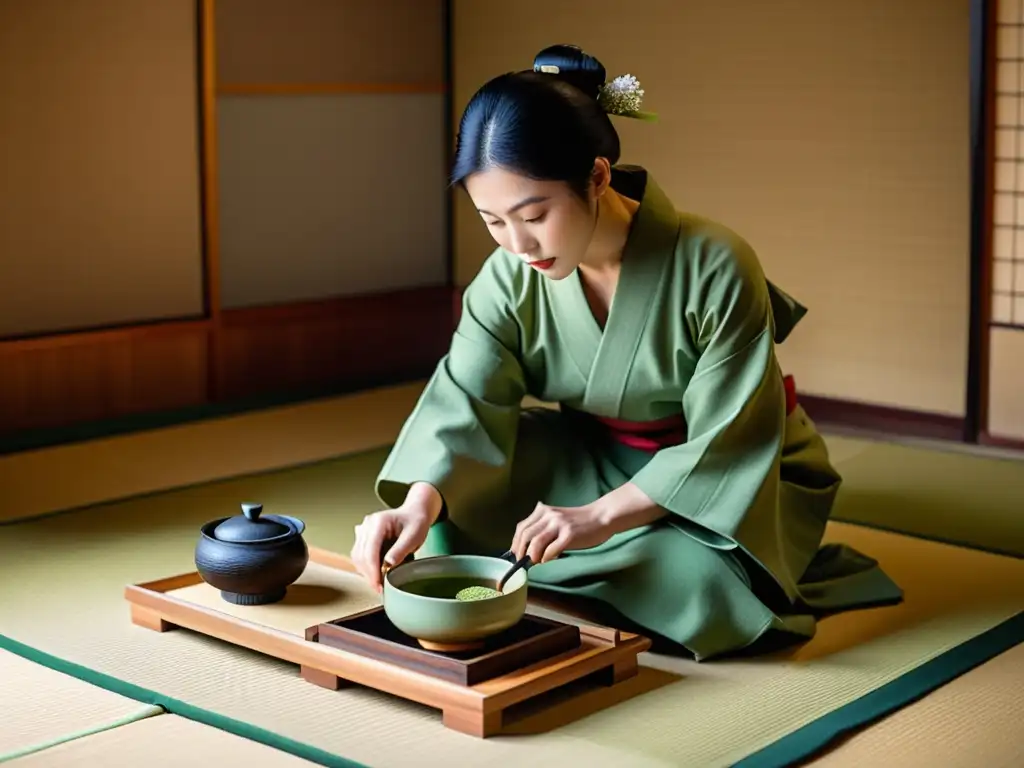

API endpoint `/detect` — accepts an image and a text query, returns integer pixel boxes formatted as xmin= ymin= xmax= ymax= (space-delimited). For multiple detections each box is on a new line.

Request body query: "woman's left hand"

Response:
xmin=510 ymin=502 xmax=613 ymax=564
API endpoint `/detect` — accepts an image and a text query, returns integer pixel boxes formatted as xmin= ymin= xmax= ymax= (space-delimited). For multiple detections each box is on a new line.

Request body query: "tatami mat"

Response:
xmin=2 ymin=387 xmax=1023 ymax=766
xmin=0 ymin=443 xmax=1021 ymax=767
xmin=802 ymin=641 xmax=1024 ymax=768
xmin=825 ymin=434 xmax=1024 ymax=557
xmin=0 ymin=649 xmax=161 ymax=762
xmin=6 ymin=714 xmax=320 ymax=767
xmin=0 ymin=384 xmax=426 ymax=524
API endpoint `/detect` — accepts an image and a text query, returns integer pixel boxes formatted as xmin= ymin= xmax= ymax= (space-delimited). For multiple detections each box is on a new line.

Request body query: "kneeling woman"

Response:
xmin=350 ymin=45 xmax=902 ymax=660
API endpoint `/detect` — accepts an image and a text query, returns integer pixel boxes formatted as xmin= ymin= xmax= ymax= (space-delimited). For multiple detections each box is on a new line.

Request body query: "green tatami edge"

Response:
xmin=732 ymin=610 xmax=1024 ymax=768
xmin=0 ymin=705 xmax=163 ymax=764
xmin=0 ymin=634 xmax=369 ymax=768
xmin=3 ymin=613 xmax=1022 ymax=768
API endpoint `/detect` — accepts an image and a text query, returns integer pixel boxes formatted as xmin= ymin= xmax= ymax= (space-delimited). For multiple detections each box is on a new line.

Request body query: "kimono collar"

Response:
xmin=614 ymin=165 xmax=808 ymax=345
xmin=544 ymin=165 xmax=681 ymax=415
xmin=609 ymin=165 xmax=681 ymax=263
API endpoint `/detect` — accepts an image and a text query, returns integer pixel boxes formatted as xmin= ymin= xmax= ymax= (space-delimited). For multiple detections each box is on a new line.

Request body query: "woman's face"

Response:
xmin=463 ymin=165 xmax=603 ymax=280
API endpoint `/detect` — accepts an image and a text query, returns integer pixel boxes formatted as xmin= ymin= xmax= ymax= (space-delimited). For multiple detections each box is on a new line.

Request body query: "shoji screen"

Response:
xmin=989 ymin=0 xmax=1024 ymax=442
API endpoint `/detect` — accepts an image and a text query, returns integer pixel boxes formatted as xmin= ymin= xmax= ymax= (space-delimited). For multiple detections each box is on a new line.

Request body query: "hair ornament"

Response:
xmin=598 ymin=74 xmax=658 ymax=121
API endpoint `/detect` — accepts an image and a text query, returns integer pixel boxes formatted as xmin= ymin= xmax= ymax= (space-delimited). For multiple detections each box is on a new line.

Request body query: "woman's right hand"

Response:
xmin=350 ymin=483 xmax=442 ymax=592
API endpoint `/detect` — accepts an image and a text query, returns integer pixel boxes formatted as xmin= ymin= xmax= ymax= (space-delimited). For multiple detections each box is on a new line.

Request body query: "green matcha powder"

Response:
xmin=455 ymin=585 xmax=502 ymax=601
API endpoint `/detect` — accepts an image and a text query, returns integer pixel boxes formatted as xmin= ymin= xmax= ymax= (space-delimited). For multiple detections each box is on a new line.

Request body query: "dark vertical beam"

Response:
xmin=964 ymin=0 xmax=995 ymax=442
xmin=196 ymin=0 xmax=224 ymax=401
xmin=442 ymin=0 xmax=455 ymax=293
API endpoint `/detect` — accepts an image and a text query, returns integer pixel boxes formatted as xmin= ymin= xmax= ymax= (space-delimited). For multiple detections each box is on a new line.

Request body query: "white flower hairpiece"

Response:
xmin=598 ymin=74 xmax=657 ymax=121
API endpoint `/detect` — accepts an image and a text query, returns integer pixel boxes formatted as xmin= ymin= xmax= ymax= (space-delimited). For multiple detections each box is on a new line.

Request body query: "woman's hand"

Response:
xmin=510 ymin=484 xmax=670 ymax=565
xmin=350 ymin=483 xmax=443 ymax=592
xmin=509 ymin=502 xmax=614 ymax=564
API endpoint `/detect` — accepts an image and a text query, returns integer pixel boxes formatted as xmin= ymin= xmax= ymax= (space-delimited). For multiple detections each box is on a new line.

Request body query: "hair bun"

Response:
xmin=532 ymin=44 xmax=606 ymax=101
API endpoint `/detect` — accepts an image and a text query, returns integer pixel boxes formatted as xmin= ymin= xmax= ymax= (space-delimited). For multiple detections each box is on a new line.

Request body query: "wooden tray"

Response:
xmin=309 ymin=606 xmax=582 ymax=686
xmin=124 ymin=546 xmax=652 ymax=738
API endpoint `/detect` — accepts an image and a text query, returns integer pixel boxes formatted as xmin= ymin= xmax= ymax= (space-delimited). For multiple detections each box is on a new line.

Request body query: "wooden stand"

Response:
xmin=309 ymin=607 xmax=584 ymax=686
xmin=124 ymin=547 xmax=651 ymax=738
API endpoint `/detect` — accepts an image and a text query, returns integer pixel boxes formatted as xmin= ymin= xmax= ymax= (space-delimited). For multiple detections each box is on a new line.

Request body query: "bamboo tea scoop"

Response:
xmin=495 ymin=552 xmax=533 ymax=593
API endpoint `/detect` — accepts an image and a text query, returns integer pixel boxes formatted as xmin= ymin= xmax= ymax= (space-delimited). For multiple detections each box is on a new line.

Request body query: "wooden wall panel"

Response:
xmin=215 ymin=93 xmax=448 ymax=309
xmin=215 ymin=0 xmax=444 ymax=87
xmin=0 ymin=322 xmax=210 ymax=434
xmin=0 ymin=286 xmax=457 ymax=441
xmin=218 ymin=286 xmax=454 ymax=400
xmin=0 ymin=0 xmax=205 ymax=338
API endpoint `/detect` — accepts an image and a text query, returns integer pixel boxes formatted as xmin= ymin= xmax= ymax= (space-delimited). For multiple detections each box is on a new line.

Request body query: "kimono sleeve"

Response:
xmin=628 ymin=235 xmax=787 ymax=550
xmin=375 ymin=253 xmax=528 ymax=516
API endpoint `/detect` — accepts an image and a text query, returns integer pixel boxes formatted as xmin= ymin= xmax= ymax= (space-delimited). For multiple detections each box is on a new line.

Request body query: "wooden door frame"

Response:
xmin=964 ymin=0 xmax=996 ymax=443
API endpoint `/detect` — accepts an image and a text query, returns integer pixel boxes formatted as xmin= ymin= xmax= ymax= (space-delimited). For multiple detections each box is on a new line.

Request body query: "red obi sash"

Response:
xmin=783 ymin=374 xmax=798 ymax=415
xmin=589 ymin=411 xmax=688 ymax=452
xmin=585 ymin=375 xmax=799 ymax=453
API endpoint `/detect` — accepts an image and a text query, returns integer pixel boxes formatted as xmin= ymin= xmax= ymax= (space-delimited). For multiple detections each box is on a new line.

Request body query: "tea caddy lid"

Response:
xmin=213 ymin=503 xmax=291 ymax=542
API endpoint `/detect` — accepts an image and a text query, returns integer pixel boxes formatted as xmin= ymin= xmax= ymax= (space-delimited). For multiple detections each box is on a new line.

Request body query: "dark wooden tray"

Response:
xmin=308 ymin=607 xmax=582 ymax=686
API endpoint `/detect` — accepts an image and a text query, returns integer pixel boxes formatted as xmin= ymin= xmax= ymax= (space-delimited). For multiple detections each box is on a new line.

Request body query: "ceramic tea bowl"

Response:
xmin=194 ymin=502 xmax=308 ymax=605
xmin=382 ymin=552 xmax=530 ymax=651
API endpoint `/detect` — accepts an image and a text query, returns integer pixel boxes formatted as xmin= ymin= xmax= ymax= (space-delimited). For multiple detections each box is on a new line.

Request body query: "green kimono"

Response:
xmin=375 ymin=166 xmax=902 ymax=661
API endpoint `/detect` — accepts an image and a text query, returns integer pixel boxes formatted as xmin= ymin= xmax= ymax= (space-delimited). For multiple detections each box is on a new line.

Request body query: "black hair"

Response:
xmin=451 ymin=44 xmax=621 ymax=201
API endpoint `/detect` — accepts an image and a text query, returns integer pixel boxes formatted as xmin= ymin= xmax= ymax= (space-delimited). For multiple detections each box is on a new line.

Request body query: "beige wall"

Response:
xmin=988 ymin=328 xmax=1024 ymax=440
xmin=0 ymin=0 xmax=205 ymax=338
xmin=452 ymin=0 xmax=971 ymax=416
xmin=216 ymin=93 xmax=447 ymax=308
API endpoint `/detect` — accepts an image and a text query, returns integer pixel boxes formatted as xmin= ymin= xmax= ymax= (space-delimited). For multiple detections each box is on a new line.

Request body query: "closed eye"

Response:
xmin=483 ymin=213 xmax=544 ymax=226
